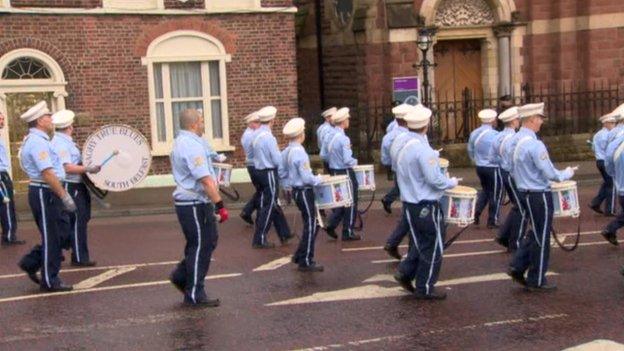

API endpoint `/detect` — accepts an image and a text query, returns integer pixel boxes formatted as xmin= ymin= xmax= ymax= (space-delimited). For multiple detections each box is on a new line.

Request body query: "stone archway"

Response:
xmin=420 ymin=0 xmax=516 ymax=26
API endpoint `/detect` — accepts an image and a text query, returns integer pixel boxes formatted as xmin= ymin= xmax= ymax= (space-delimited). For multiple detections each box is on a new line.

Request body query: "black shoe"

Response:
xmin=473 ymin=216 xmax=480 ymax=226
xmin=40 ymin=283 xmax=73 ymax=293
xmin=487 ymin=223 xmax=499 ymax=229
xmin=298 ymin=264 xmax=324 ymax=272
xmin=381 ymin=199 xmax=392 ymax=214
xmin=507 ymin=267 xmax=527 ymax=286
xmin=280 ymin=233 xmax=295 ymax=245
xmin=393 ymin=272 xmax=414 ymax=293
xmin=525 ymin=283 xmax=557 ymax=292
xmin=342 ymin=234 xmax=362 ymax=241
xmin=601 ymin=231 xmax=619 ymax=246
xmin=325 ymin=227 xmax=338 ymax=239
xmin=252 ymin=242 xmax=276 ymax=249
xmin=184 ymin=297 xmax=220 ymax=308
xmin=1 ymin=239 xmax=26 ymax=246
xmin=494 ymin=237 xmax=509 ymax=249
xmin=169 ymin=274 xmax=185 ymax=294
xmin=620 ymin=265 xmax=624 ymax=277
xmin=291 ymin=255 xmax=299 ymax=264
xmin=384 ymin=244 xmax=402 ymax=260
xmin=240 ymin=212 xmax=254 ymax=225
xmin=71 ymin=261 xmax=97 ymax=267
xmin=588 ymin=204 xmax=604 ymax=215
xmin=18 ymin=260 xmax=40 ymax=285
xmin=414 ymin=290 xmax=447 ymax=300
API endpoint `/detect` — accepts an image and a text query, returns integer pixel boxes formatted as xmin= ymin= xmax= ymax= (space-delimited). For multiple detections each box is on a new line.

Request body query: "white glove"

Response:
xmin=563 ymin=166 xmax=575 ymax=178
xmin=449 ymin=177 xmax=459 ymax=188
xmin=86 ymin=165 xmax=101 ymax=174
xmin=62 ymin=193 xmax=77 ymax=212
xmin=216 ymin=154 xmax=227 ymax=162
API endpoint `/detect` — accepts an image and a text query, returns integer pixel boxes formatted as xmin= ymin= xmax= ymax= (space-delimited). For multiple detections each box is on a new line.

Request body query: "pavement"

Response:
xmin=0 ymin=182 xmax=624 ymax=350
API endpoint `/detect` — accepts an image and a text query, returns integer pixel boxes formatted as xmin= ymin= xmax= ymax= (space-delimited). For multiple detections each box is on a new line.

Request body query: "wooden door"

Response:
xmin=434 ymin=39 xmax=483 ymax=141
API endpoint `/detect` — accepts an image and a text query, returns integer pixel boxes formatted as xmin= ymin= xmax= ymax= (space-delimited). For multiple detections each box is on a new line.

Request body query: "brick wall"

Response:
xmin=10 ymin=0 xmax=101 ymax=7
xmin=164 ymin=0 xmax=204 ymax=9
xmin=0 ymin=13 xmax=297 ymax=173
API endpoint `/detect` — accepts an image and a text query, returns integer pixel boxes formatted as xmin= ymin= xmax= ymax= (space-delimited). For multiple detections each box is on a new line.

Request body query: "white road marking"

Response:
xmin=0 ymin=260 xmax=180 ymax=280
xmin=362 ymin=271 xmax=558 ymax=284
xmin=290 ymin=313 xmax=568 ymax=350
xmin=73 ymin=267 xmax=137 ymax=290
xmin=267 ymin=271 xmax=557 ymax=306
xmin=371 ymin=249 xmax=507 ymax=264
xmin=562 ymin=339 xmax=624 ymax=351
xmin=253 ymin=256 xmax=292 ymax=272
xmin=0 ymin=273 xmax=242 ymax=304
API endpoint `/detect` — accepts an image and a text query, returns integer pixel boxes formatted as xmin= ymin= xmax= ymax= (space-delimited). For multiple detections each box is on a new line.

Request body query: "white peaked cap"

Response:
xmin=52 ymin=109 xmax=76 ymax=129
xmin=518 ymin=102 xmax=545 ymax=119
xmin=331 ymin=107 xmax=350 ymax=124
xmin=321 ymin=107 xmax=337 ymax=119
xmin=498 ymin=107 xmax=519 ymax=123
xmin=20 ymin=101 xmax=51 ymax=123
xmin=257 ymin=106 xmax=277 ymax=122
xmin=403 ymin=105 xmax=432 ymax=129
xmin=478 ymin=109 xmax=497 ymax=122
xmin=283 ymin=117 xmax=305 ymax=138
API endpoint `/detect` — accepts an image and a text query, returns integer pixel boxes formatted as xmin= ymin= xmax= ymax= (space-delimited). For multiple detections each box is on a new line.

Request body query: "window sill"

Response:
xmin=151 ymin=144 xmax=236 ymax=157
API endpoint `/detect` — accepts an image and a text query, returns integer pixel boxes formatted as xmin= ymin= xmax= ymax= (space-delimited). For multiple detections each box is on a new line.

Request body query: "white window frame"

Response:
xmin=0 ymin=48 xmax=68 ymax=176
xmin=103 ymin=0 xmax=164 ymax=10
xmin=142 ymin=30 xmax=232 ymax=156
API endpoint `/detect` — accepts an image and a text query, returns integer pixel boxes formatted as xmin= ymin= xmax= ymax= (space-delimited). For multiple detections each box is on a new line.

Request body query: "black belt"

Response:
xmin=257 ymin=168 xmax=276 ymax=171
xmin=293 ymin=186 xmax=313 ymax=191
xmin=518 ymin=189 xmax=549 ymax=194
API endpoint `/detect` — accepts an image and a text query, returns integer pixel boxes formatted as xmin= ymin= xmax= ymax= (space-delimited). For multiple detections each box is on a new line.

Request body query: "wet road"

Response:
xmin=0 ymin=185 xmax=623 ymax=350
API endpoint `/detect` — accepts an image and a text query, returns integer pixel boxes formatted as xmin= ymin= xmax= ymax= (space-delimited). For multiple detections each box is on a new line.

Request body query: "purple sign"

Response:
xmin=393 ymin=76 xmax=419 ymax=91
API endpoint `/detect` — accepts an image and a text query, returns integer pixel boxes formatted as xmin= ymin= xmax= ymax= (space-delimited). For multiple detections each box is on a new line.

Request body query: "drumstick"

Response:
xmin=437 ymin=148 xmax=444 ymax=153
xmin=100 ymin=150 xmax=120 ymax=167
xmin=571 ymin=165 xmax=579 ymax=171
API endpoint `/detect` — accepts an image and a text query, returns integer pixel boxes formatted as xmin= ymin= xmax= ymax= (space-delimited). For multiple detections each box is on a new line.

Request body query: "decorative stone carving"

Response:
xmin=434 ymin=0 xmax=495 ymax=27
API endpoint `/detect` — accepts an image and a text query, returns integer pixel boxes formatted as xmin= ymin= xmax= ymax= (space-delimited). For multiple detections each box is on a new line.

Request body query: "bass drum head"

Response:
xmin=82 ymin=124 xmax=152 ymax=192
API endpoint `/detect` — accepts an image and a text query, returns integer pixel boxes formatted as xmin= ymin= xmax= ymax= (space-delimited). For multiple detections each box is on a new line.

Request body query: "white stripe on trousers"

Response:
xmin=426 ymin=206 xmax=443 ymax=295
xmin=301 ymin=191 xmax=314 ymax=266
xmin=39 ymin=188 xmax=51 ymax=288
xmin=525 ymin=195 xmax=540 ymax=245
xmin=493 ymin=168 xmax=499 ymax=223
xmin=348 ymin=172 xmax=355 ymax=235
xmin=1 ymin=181 xmax=12 ymax=241
xmin=507 ymin=174 xmax=525 ymax=248
xmin=66 ymin=184 xmax=81 ymax=263
xmin=191 ymin=206 xmax=202 ymax=303
xmin=260 ymin=171 xmax=275 ymax=245
xmin=538 ymin=193 xmax=549 ymax=286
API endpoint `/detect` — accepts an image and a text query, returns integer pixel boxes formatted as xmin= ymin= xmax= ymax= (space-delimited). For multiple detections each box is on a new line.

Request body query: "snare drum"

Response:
xmin=439 ymin=158 xmax=450 ymax=176
xmin=440 ymin=186 xmax=477 ymax=227
xmin=313 ymin=175 xmax=353 ymax=210
xmin=213 ymin=163 xmax=233 ymax=187
xmin=353 ymin=165 xmax=375 ymax=191
xmin=550 ymin=181 xmax=580 ymax=218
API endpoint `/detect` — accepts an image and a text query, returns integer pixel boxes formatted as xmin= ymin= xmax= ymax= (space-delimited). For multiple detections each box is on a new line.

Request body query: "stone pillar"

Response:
xmin=494 ymin=23 xmax=514 ymax=97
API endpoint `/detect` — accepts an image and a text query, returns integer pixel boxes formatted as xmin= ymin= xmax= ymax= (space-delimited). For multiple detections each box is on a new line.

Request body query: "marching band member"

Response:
xmin=280 ymin=118 xmax=324 ymax=272
xmin=325 ymin=107 xmax=361 ymax=241
xmin=380 ymin=103 xmax=413 ymax=214
xmin=493 ymin=107 xmax=525 ymax=251
xmin=169 ymin=109 xmax=229 ymax=307
xmin=251 ymin=106 xmax=292 ymax=248
xmin=51 ymin=110 xmax=101 ymax=267
xmin=468 ymin=109 xmax=501 ymax=228
xmin=0 ymin=112 xmax=23 ymax=246
xmin=17 ymin=101 xmax=77 ymax=292
xmin=589 ymin=112 xmax=617 ymax=216
xmin=317 ymin=107 xmax=337 ymax=173
xmin=382 ymin=105 xmax=419 ymax=259
xmin=240 ymin=111 xmax=261 ymax=225
xmin=601 ymin=108 xmax=624 ymax=246
xmin=385 ymin=102 xmax=411 ymax=134
xmin=507 ymin=103 xmax=575 ymax=292
xmin=393 ymin=106 xmax=459 ymax=300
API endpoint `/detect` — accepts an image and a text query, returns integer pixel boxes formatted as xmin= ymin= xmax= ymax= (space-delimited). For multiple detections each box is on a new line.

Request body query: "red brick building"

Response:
xmin=0 ymin=0 xmax=297 ymax=186
xmin=296 ymin=0 xmax=624 ymax=143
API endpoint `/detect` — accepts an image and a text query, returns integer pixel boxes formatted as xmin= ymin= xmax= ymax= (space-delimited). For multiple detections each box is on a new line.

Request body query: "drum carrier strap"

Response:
xmin=614 ymin=138 xmax=624 ymax=162
xmin=512 ymin=136 xmax=533 ymax=165
xmin=499 ymin=133 xmax=514 ymax=157
xmin=474 ymin=128 xmax=493 ymax=149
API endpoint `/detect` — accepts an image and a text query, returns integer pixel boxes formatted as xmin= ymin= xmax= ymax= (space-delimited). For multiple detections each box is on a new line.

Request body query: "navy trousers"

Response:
xmin=253 ymin=169 xmax=290 ymax=245
xmin=497 ymin=170 xmax=527 ymax=250
xmin=0 ymin=172 xmax=18 ymax=242
xmin=385 ymin=184 xmax=410 ymax=248
xmin=241 ymin=165 xmax=261 ymax=218
xmin=170 ymin=202 xmax=218 ymax=304
xmin=327 ymin=168 xmax=359 ymax=238
xmin=59 ymin=183 xmax=92 ymax=263
xmin=475 ymin=166 xmax=501 ymax=226
xmin=292 ymin=188 xmax=318 ymax=267
xmin=605 ymin=195 xmax=624 ymax=236
xmin=398 ymin=201 xmax=446 ymax=295
xmin=510 ymin=191 xmax=554 ymax=288
xmin=383 ymin=176 xmax=400 ymax=205
xmin=20 ymin=185 xmax=65 ymax=289
xmin=590 ymin=160 xmax=616 ymax=215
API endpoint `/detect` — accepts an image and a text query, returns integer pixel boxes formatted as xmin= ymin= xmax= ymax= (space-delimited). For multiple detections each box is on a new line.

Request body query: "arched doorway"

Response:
xmin=0 ymin=48 xmax=67 ymax=187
